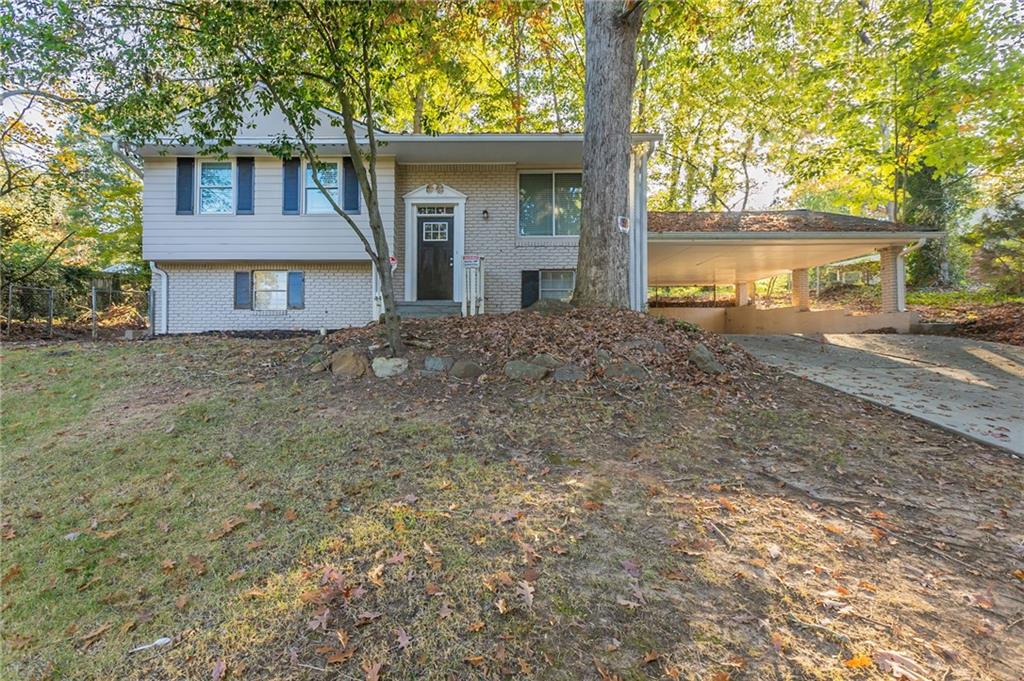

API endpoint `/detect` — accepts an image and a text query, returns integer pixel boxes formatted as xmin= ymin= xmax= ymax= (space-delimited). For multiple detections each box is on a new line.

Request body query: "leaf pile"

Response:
xmin=328 ymin=306 xmax=760 ymax=383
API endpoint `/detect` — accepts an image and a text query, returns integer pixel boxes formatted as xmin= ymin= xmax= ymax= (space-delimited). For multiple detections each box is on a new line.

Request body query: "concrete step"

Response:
xmin=397 ymin=301 xmax=462 ymax=319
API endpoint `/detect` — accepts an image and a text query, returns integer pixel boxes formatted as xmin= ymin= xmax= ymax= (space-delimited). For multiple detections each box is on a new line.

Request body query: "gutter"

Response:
xmin=149 ymin=261 xmax=169 ymax=335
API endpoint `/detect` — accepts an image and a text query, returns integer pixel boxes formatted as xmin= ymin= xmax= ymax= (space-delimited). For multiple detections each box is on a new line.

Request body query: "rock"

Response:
xmin=450 ymin=360 xmax=484 ymax=380
xmin=604 ymin=361 xmax=647 ymax=380
xmin=423 ymin=355 xmax=455 ymax=372
xmin=308 ymin=360 xmax=327 ymax=373
xmin=553 ymin=364 xmax=587 ymax=383
xmin=530 ymin=353 xmax=563 ymax=369
xmin=527 ymin=298 xmax=572 ymax=316
xmin=330 ymin=347 xmax=369 ymax=378
xmin=688 ymin=343 xmax=725 ymax=374
xmin=372 ymin=357 xmax=409 ymax=378
xmin=301 ymin=344 xmax=331 ymax=366
xmin=504 ymin=360 xmax=550 ymax=381
xmin=595 ymin=348 xmax=613 ymax=366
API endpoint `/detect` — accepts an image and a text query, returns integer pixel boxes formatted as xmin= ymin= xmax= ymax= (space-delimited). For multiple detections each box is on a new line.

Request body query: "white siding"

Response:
xmin=142 ymin=156 xmax=394 ymax=261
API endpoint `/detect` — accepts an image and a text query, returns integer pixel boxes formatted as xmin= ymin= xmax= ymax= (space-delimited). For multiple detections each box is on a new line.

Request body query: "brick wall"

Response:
xmin=153 ymin=262 xmax=373 ymax=333
xmin=395 ymin=164 xmax=580 ymax=313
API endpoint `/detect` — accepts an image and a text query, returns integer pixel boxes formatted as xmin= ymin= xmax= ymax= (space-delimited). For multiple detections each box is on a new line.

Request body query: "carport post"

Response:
xmin=878 ymin=246 xmax=904 ymax=313
xmin=791 ymin=269 xmax=810 ymax=311
xmin=735 ymin=282 xmax=750 ymax=306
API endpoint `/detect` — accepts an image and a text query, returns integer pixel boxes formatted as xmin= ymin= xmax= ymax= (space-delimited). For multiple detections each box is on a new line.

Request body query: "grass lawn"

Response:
xmin=2 ymin=333 xmax=1022 ymax=680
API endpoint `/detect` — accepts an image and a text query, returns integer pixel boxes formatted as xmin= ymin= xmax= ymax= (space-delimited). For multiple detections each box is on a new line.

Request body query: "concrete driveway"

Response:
xmin=731 ymin=334 xmax=1024 ymax=454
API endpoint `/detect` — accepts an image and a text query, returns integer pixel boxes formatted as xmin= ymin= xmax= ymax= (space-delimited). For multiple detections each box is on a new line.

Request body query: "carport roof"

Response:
xmin=649 ymin=209 xmax=939 ymax=234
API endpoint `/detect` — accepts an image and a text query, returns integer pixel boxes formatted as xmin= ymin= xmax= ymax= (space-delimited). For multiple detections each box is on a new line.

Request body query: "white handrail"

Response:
xmin=462 ymin=257 xmax=485 ymax=316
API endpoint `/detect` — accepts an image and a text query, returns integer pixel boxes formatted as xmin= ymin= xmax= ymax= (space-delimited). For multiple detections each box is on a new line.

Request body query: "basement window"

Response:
xmin=539 ymin=270 xmax=575 ymax=301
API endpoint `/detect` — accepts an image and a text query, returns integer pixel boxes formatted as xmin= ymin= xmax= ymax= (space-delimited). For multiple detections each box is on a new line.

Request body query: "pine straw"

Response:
xmin=327 ymin=306 xmax=761 ymax=383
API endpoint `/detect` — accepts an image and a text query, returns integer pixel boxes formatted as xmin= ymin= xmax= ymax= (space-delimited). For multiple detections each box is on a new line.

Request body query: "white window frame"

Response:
xmin=421 ymin=221 xmax=449 ymax=242
xmin=539 ymin=269 xmax=576 ymax=301
xmin=197 ymin=158 xmax=236 ymax=215
xmin=252 ymin=270 xmax=288 ymax=311
xmin=517 ymin=170 xmax=583 ymax=238
xmin=302 ymin=158 xmax=341 ymax=215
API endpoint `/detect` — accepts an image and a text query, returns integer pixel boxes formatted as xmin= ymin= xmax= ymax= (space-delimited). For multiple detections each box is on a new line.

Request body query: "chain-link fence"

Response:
xmin=2 ymin=281 xmax=150 ymax=339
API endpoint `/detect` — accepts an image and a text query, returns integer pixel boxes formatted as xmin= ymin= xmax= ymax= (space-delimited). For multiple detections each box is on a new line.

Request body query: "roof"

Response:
xmin=648 ymin=210 xmax=939 ymax=234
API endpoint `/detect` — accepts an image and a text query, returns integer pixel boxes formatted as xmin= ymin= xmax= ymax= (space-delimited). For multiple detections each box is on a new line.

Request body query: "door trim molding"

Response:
xmin=403 ymin=184 xmax=466 ymax=302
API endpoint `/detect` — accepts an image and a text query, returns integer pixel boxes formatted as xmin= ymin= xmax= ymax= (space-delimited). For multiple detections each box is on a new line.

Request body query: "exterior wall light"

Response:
xmin=482 ymin=209 xmax=490 ymax=220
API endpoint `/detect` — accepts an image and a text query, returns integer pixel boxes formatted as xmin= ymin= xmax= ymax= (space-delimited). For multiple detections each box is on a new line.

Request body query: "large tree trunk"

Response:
xmin=573 ymin=0 xmax=644 ymax=309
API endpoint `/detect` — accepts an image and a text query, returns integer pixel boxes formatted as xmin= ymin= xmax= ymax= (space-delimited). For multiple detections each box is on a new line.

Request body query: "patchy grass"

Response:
xmin=2 ymin=335 xmax=1023 ymax=680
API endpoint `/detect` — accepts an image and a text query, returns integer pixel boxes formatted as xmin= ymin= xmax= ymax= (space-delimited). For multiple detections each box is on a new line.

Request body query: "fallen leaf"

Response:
xmin=2 ymin=563 xmax=23 ymax=586
xmin=516 ymin=580 xmax=534 ymax=608
xmin=581 ymin=500 xmax=603 ymax=511
xmin=356 ymin=610 xmax=382 ymax=626
xmin=844 ymin=653 xmax=873 ymax=668
xmin=7 ymin=633 xmax=32 ymax=649
xmin=464 ymin=655 xmax=486 ymax=667
xmin=438 ymin=602 xmax=453 ymax=619
xmin=362 ymin=660 xmax=383 ymax=681
xmin=642 ymin=650 xmax=659 ymax=664
xmin=308 ymin=608 xmax=330 ymax=631
xmin=78 ymin=622 xmax=112 ymax=646
xmin=467 ymin=621 xmax=484 ymax=632
xmin=211 ymin=658 xmax=226 ymax=681
xmin=396 ymin=627 xmax=412 ymax=650
xmin=872 ymin=650 xmax=930 ymax=681
xmin=283 ymin=508 xmax=298 ymax=522
xmin=718 ymin=496 xmax=738 ymax=513
xmin=227 ymin=569 xmax=246 ymax=582
xmin=175 ymin=594 xmax=190 ymax=610
xmin=187 ymin=555 xmax=207 ymax=575
xmin=208 ymin=516 xmax=245 ymax=540
xmin=160 ymin=559 xmax=176 ymax=574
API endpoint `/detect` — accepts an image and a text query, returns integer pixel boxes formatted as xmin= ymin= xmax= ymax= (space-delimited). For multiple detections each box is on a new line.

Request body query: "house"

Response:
xmin=139 ymin=107 xmax=938 ymax=336
xmin=140 ymin=105 xmax=657 ymax=334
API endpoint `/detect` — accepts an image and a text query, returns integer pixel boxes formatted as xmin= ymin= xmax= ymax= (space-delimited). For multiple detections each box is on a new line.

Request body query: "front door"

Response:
xmin=416 ymin=214 xmax=454 ymax=300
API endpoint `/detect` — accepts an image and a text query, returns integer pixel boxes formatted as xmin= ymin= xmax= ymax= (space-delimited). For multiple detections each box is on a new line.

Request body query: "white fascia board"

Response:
xmin=648 ymin=231 xmax=941 ymax=243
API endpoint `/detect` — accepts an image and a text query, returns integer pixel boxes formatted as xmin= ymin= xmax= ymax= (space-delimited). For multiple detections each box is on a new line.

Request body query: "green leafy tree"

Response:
xmin=963 ymin=196 xmax=1024 ymax=294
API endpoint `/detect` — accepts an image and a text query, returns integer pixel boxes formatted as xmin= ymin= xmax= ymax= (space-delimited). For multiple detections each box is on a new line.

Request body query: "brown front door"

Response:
xmin=416 ymin=215 xmax=454 ymax=300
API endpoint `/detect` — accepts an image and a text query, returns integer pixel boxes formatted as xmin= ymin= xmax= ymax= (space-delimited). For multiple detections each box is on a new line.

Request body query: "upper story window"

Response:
xmin=199 ymin=161 xmax=233 ymax=214
xmin=305 ymin=162 xmax=339 ymax=214
xmin=303 ymin=158 xmax=359 ymax=214
xmin=518 ymin=172 xmax=582 ymax=237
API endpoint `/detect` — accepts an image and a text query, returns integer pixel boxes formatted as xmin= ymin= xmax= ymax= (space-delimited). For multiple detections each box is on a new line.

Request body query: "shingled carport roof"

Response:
xmin=648 ymin=209 xmax=938 ymax=234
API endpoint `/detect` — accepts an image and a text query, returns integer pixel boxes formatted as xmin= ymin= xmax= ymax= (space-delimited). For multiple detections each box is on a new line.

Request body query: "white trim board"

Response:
xmin=402 ymin=184 xmax=467 ymax=303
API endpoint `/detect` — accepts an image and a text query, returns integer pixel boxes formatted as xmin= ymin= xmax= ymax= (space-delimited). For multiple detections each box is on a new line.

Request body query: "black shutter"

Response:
xmin=282 ymin=158 xmax=300 ymax=214
xmin=287 ymin=271 xmax=304 ymax=309
xmin=521 ymin=270 xmax=540 ymax=308
xmin=342 ymin=157 xmax=359 ymax=212
xmin=175 ymin=158 xmax=194 ymax=215
xmin=236 ymin=157 xmax=254 ymax=215
xmin=234 ymin=271 xmax=252 ymax=309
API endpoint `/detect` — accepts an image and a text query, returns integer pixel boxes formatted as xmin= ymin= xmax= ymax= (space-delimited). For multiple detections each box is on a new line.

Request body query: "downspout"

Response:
xmin=895 ymin=238 xmax=927 ymax=312
xmin=149 ymin=261 xmax=168 ymax=335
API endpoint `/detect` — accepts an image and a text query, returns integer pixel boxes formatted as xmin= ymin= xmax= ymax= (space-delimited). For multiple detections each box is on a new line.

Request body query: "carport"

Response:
xmin=646 ymin=210 xmax=941 ymax=334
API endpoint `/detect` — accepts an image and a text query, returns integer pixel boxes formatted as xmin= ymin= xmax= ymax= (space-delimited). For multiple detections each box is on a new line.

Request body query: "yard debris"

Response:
xmin=327 ymin=306 xmax=753 ymax=387
xmin=129 ymin=637 xmax=173 ymax=654
xmin=872 ymin=650 xmax=932 ymax=680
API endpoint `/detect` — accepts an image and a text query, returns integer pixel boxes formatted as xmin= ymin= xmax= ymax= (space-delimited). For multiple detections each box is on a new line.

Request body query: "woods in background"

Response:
xmin=3 ymin=0 xmax=1022 ymax=296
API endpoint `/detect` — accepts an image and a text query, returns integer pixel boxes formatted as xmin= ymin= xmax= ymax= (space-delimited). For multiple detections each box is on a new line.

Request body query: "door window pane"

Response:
xmin=519 ymin=173 xmax=553 ymax=236
xmin=554 ymin=173 xmax=582 ymax=236
xmin=199 ymin=161 xmax=232 ymax=214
